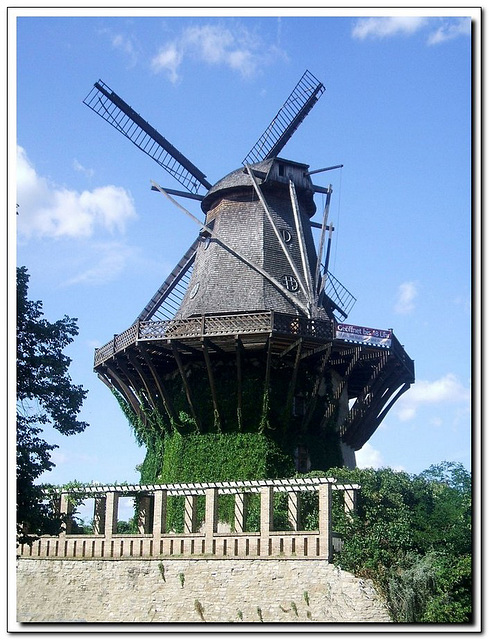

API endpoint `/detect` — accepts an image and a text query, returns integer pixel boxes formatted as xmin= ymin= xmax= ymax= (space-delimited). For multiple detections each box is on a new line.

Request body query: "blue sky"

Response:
xmin=12 ymin=9 xmax=476 ymax=489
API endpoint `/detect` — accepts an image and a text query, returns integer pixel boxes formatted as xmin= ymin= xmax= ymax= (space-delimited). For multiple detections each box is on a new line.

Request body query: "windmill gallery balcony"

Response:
xmin=17 ymin=477 xmax=360 ymax=562
xmin=93 ymin=311 xmax=414 ymax=451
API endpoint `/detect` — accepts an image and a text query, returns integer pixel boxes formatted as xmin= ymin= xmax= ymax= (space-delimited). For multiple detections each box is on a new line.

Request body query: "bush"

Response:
xmin=319 ymin=463 xmax=472 ymax=623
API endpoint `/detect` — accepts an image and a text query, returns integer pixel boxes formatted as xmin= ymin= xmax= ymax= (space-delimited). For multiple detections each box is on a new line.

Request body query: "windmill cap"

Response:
xmin=201 ymin=157 xmax=316 ymax=216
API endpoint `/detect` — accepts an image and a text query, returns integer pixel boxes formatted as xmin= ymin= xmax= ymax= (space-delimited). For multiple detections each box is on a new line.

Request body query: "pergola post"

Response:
xmin=93 ymin=497 xmax=106 ymax=534
xmin=59 ymin=493 xmax=74 ymax=535
xmin=344 ymin=486 xmax=358 ymax=516
xmin=234 ymin=493 xmax=248 ymax=533
xmin=184 ymin=495 xmax=198 ymax=534
xmin=137 ymin=494 xmax=154 ymax=534
xmin=204 ymin=488 xmax=218 ymax=550
xmin=260 ymin=486 xmax=274 ymax=555
xmin=288 ymin=492 xmax=301 ymax=531
xmin=318 ymin=483 xmax=332 ymax=561
xmin=153 ymin=490 xmax=167 ymax=540
xmin=104 ymin=491 xmax=120 ymax=539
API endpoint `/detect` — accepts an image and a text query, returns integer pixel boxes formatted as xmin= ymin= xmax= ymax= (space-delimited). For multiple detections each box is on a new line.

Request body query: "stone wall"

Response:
xmin=17 ymin=557 xmax=391 ymax=624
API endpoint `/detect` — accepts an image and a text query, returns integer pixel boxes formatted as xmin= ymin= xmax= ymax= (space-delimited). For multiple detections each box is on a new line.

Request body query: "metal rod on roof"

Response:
xmin=305 ymin=164 xmax=343 ymax=176
xmin=318 ymin=224 xmax=334 ymax=300
xmin=314 ymin=186 xmax=332 ymax=294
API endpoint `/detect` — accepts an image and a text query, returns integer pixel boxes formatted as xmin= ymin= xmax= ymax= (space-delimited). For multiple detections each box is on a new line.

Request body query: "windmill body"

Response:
xmin=87 ymin=72 xmax=414 ymax=486
xmin=178 ymin=158 xmax=324 ymax=320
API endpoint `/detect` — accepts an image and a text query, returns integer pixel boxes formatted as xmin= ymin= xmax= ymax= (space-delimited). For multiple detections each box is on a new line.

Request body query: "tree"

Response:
xmin=323 ymin=464 xmax=472 ymax=623
xmin=16 ymin=266 xmax=88 ymax=544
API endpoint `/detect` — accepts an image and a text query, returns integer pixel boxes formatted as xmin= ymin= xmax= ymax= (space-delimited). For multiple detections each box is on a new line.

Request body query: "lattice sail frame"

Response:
xmin=242 ymin=70 xmax=326 ymax=165
xmin=83 ymin=80 xmax=211 ymax=194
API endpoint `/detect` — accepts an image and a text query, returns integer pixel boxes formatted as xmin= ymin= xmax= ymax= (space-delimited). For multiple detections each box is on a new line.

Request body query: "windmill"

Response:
xmin=85 ymin=70 xmax=414 ymax=482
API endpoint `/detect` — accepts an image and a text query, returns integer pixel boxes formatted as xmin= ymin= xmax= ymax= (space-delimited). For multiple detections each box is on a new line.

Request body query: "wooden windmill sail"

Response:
xmin=86 ymin=71 xmax=414 ymax=478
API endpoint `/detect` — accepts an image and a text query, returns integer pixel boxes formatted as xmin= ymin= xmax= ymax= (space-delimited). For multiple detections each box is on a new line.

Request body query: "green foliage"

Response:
xmin=194 ymin=599 xmax=205 ymax=621
xmin=17 ymin=267 xmax=88 ymax=544
xmin=158 ymin=562 xmax=166 ymax=582
xmin=116 ymin=518 xmax=139 ymax=534
xmin=386 ymin=551 xmax=472 ymax=623
xmin=323 ymin=463 xmax=472 ymax=623
xmin=143 ymin=431 xmax=294 ymax=531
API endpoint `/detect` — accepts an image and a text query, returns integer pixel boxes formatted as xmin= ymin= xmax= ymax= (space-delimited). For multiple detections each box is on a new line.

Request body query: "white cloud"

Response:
xmin=394 ymin=281 xmax=418 ymax=314
xmin=150 ymin=23 xmax=286 ymax=83
xmin=73 ymin=159 xmax=94 ymax=179
xmin=356 ymin=442 xmax=383 ymax=469
xmin=352 ymin=17 xmax=428 ymax=40
xmin=395 ymin=373 xmax=470 ymax=421
xmin=17 ymin=146 xmax=137 ymax=239
xmin=100 ymin=28 xmax=140 ymax=68
xmin=352 ymin=16 xmax=471 ymax=44
xmin=151 ymin=43 xmax=183 ymax=83
xmin=427 ymin=18 xmax=471 ymax=45
xmin=61 ymin=242 xmax=138 ymax=287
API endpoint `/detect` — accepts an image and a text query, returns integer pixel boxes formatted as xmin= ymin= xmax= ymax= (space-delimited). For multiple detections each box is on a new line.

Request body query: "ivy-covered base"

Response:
xmin=137 ymin=430 xmax=343 ymax=532
xmin=140 ymin=431 xmax=294 ymax=485
xmin=139 ymin=429 xmax=343 ymax=487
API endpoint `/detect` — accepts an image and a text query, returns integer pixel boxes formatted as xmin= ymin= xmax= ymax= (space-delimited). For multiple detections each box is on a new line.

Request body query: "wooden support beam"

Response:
xmin=340 ymin=364 xmax=403 ymax=445
xmin=171 ymin=342 xmax=201 ymax=432
xmin=325 ymin=346 xmax=363 ymax=421
xmin=117 ymin=356 xmax=145 ymax=405
xmin=127 ymin=352 xmax=159 ymax=410
xmin=170 ymin=339 xmax=202 ymax=357
xmin=300 ymin=342 xmax=332 ymax=361
xmin=202 ymin=339 xmax=222 ymax=431
xmin=97 ymin=371 xmax=116 ymax=393
xmin=236 ymin=336 xmax=243 ymax=430
xmin=203 ymin=337 xmax=226 ymax=355
xmin=279 ymin=338 xmax=303 ymax=359
xmin=374 ymin=381 xmax=411 ymax=428
xmin=301 ymin=344 xmax=331 ymax=431
xmin=261 ymin=337 xmax=273 ymax=431
xmin=105 ymin=364 xmax=143 ymax=421
xmin=137 ymin=344 xmax=179 ymax=426
xmin=285 ymin=339 xmax=303 ymax=425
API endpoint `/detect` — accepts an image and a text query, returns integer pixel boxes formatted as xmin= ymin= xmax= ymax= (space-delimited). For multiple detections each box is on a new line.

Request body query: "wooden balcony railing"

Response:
xmin=94 ymin=312 xmax=334 ymax=367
